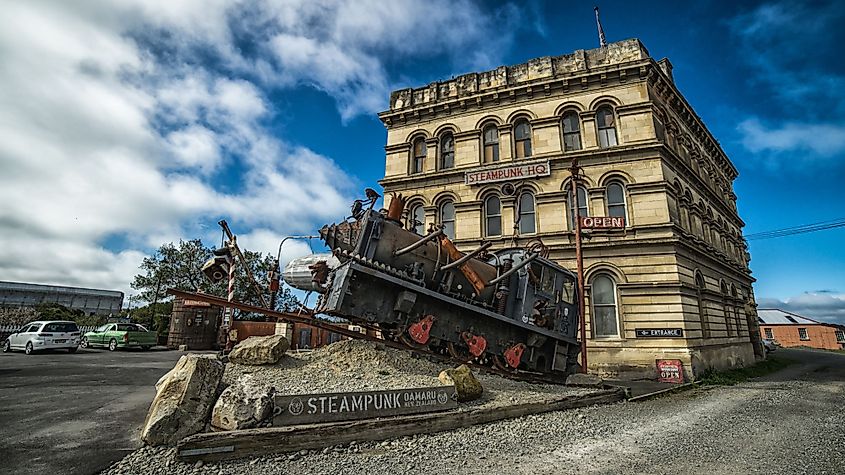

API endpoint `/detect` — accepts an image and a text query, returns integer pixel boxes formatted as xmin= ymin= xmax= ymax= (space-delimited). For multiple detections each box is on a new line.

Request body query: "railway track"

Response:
xmin=167 ymin=289 xmax=570 ymax=386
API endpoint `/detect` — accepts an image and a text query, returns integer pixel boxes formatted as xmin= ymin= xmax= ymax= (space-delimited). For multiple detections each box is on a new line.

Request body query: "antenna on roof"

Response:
xmin=594 ymin=6 xmax=608 ymax=48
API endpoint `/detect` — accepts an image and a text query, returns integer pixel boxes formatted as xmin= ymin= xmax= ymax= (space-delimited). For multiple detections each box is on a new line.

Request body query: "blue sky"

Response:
xmin=1 ymin=1 xmax=843 ymax=323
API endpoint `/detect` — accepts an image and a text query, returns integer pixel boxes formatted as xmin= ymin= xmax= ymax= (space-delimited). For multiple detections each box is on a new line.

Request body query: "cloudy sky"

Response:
xmin=1 ymin=0 xmax=843 ymax=324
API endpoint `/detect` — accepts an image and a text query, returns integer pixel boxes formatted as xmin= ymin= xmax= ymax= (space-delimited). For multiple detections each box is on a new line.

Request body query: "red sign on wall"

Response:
xmin=580 ymin=216 xmax=625 ymax=229
xmin=656 ymin=359 xmax=685 ymax=384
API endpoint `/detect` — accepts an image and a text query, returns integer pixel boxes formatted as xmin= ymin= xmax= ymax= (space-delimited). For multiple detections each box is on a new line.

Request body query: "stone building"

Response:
xmin=377 ymin=39 xmax=762 ymax=379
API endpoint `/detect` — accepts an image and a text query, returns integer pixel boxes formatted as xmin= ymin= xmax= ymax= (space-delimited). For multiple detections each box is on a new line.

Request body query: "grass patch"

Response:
xmin=700 ymin=356 xmax=795 ymax=386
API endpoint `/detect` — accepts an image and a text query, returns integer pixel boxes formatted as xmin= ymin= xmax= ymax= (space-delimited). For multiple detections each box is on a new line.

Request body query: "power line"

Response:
xmin=744 ymin=218 xmax=845 ymax=241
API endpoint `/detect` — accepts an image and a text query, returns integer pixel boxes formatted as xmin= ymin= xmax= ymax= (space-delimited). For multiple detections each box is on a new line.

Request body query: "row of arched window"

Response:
xmin=655 ymin=107 xmax=735 ymax=208
xmin=405 ymin=181 xmax=629 ymax=240
xmin=591 ymin=270 xmax=750 ymax=341
xmin=672 ymin=180 xmax=745 ymax=265
xmin=694 ymin=272 xmax=747 ymax=339
xmin=409 ymin=105 xmax=619 ymax=174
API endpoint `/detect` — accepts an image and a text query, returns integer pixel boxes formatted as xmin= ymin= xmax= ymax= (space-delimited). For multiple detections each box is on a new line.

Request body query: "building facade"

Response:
xmin=378 ymin=39 xmax=762 ymax=379
xmin=0 ymin=280 xmax=124 ymax=316
xmin=758 ymin=309 xmax=845 ymax=350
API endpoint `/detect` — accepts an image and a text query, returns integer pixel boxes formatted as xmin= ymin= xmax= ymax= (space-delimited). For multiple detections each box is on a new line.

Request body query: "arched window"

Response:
xmin=517 ymin=192 xmax=536 ymax=234
xmin=731 ymin=285 xmax=741 ymax=334
xmin=568 ymin=185 xmax=589 ymax=229
xmin=411 ymin=137 xmax=426 ymax=174
xmin=483 ymin=124 xmax=499 ymax=163
xmin=591 ymin=274 xmax=619 ymax=337
xmin=696 ymin=272 xmax=710 ymax=338
xmin=513 ymin=119 xmax=532 ymax=158
xmin=606 ymin=182 xmax=627 ymax=220
xmin=721 ymin=281 xmax=733 ymax=337
xmin=562 ymin=111 xmax=582 ymax=151
xmin=440 ymin=133 xmax=454 ymax=170
xmin=406 ymin=203 xmax=425 ymax=235
xmin=439 ymin=200 xmax=455 ymax=240
xmin=596 ymin=106 xmax=617 ymax=148
xmin=484 ymin=195 xmax=502 ymax=237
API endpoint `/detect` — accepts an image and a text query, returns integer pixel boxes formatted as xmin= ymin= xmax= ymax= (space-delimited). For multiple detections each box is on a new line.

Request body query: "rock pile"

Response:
xmin=223 ymin=339 xmax=588 ymax=412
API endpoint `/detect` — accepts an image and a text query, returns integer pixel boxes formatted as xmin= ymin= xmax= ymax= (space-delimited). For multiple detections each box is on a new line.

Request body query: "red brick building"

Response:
xmin=758 ymin=309 xmax=845 ymax=350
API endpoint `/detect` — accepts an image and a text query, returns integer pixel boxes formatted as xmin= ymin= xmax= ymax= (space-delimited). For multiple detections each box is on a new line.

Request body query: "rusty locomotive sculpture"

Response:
xmin=285 ymin=193 xmax=582 ymax=375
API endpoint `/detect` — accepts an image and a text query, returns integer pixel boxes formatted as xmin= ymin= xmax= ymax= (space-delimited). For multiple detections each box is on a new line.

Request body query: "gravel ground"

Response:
xmin=102 ymin=348 xmax=845 ymax=475
xmin=223 ymin=339 xmax=594 ymax=411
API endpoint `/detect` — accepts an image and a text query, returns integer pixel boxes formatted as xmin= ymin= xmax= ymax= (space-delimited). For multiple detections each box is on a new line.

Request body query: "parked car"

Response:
xmin=2 ymin=320 xmax=81 ymax=354
xmin=81 ymin=323 xmax=157 ymax=351
xmin=762 ymin=338 xmax=780 ymax=352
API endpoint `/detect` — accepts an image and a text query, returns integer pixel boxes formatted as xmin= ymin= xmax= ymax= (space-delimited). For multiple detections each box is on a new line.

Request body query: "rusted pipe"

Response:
xmin=393 ymin=228 xmax=444 ymax=257
xmin=440 ymin=241 xmax=493 ymax=271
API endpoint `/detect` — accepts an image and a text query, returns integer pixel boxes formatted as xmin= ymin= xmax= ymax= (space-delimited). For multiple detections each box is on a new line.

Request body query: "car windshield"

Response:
xmin=43 ymin=322 xmax=79 ymax=333
xmin=96 ymin=324 xmax=111 ymax=332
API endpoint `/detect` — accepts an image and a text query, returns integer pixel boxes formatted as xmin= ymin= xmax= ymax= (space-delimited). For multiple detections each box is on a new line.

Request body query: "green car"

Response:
xmin=81 ymin=323 xmax=157 ymax=351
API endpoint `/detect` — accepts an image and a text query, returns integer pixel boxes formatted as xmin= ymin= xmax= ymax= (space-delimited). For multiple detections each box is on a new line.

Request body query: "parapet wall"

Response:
xmin=388 ymin=39 xmax=649 ymax=112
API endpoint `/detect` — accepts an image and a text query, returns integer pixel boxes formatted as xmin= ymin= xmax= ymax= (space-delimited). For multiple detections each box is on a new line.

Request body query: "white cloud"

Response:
xmin=0 ymin=0 xmax=524 ymax=301
xmin=730 ymin=2 xmax=845 ymax=163
xmin=738 ymin=119 xmax=845 ymax=157
xmin=758 ymin=291 xmax=845 ymax=325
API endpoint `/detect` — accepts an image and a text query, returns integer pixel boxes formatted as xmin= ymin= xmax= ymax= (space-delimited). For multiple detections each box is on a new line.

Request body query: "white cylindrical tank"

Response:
xmin=283 ymin=253 xmax=340 ymax=291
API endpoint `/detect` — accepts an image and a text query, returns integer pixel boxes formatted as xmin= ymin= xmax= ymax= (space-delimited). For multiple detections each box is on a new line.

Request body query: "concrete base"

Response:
xmin=587 ymin=341 xmax=756 ymax=381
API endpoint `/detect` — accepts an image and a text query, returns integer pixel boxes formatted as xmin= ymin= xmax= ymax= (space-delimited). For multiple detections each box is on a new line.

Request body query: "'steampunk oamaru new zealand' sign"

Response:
xmin=465 ymin=161 xmax=550 ymax=185
xmin=273 ymin=386 xmax=459 ymax=426
xmin=635 ymin=328 xmax=684 ymax=338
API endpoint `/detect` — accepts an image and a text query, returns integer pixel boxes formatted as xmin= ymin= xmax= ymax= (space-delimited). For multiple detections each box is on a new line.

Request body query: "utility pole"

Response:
xmin=569 ymin=158 xmax=588 ymax=373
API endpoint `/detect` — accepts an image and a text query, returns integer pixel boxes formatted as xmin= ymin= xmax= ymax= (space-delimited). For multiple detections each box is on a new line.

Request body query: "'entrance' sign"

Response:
xmin=274 ymin=386 xmax=459 ymax=426
xmin=580 ymin=216 xmax=625 ymax=229
xmin=636 ymin=328 xmax=684 ymax=338
xmin=465 ymin=161 xmax=550 ymax=185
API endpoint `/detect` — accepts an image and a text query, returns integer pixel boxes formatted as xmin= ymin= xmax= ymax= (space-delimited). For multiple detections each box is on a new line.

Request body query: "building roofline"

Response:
xmin=0 ymin=280 xmax=124 ymax=298
xmin=757 ymin=308 xmax=823 ymax=325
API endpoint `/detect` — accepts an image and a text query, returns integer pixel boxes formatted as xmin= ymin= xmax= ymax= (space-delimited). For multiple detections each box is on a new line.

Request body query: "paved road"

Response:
xmin=0 ymin=348 xmax=189 ymax=475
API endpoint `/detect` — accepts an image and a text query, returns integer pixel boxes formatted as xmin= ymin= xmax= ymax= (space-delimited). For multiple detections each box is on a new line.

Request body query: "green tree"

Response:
xmin=131 ymin=239 xmax=300 ymax=320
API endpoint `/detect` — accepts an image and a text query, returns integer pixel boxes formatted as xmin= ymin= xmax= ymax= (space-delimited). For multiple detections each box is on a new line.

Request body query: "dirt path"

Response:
xmin=506 ymin=348 xmax=845 ymax=475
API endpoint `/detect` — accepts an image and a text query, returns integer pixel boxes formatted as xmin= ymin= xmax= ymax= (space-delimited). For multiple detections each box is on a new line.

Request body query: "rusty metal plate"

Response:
xmin=273 ymin=386 xmax=459 ymax=426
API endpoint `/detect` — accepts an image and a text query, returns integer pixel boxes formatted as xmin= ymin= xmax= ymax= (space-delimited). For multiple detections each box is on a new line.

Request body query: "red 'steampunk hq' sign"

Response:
xmin=580 ymin=216 xmax=626 ymax=229
xmin=465 ymin=161 xmax=550 ymax=185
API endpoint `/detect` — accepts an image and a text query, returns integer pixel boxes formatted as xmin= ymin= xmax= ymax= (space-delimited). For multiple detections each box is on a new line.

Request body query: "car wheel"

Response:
xmin=68 ymin=346 xmax=78 ymax=353
xmin=80 ymin=337 xmax=89 ymax=349
xmin=2 ymin=340 xmax=10 ymax=353
xmin=25 ymin=342 xmax=33 ymax=355
xmin=141 ymin=346 xmax=151 ymax=351
xmin=108 ymin=339 xmax=117 ymax=351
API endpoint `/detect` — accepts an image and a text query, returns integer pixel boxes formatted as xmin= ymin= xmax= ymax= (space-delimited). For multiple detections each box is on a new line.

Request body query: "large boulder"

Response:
xmin=211 ymin=375 xmax=275 ymax=431
xmin=438 ymin=364 xmax=483 ymax=402
xmin=228 ymin=335 xmax=290 ymax=365
xmin=141 ymin=354 xmax=224 ymax=446
xmin=565 ymin=372 xmax=604 ymax=388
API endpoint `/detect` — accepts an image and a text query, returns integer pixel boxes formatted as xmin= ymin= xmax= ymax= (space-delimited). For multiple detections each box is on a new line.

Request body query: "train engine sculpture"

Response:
xmin=285 ymin=191 xmax=581 ymax=375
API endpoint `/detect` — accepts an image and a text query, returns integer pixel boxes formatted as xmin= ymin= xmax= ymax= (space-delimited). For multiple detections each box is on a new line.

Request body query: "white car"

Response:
xmin=2 ymin=320 xmax=81 ymax=354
